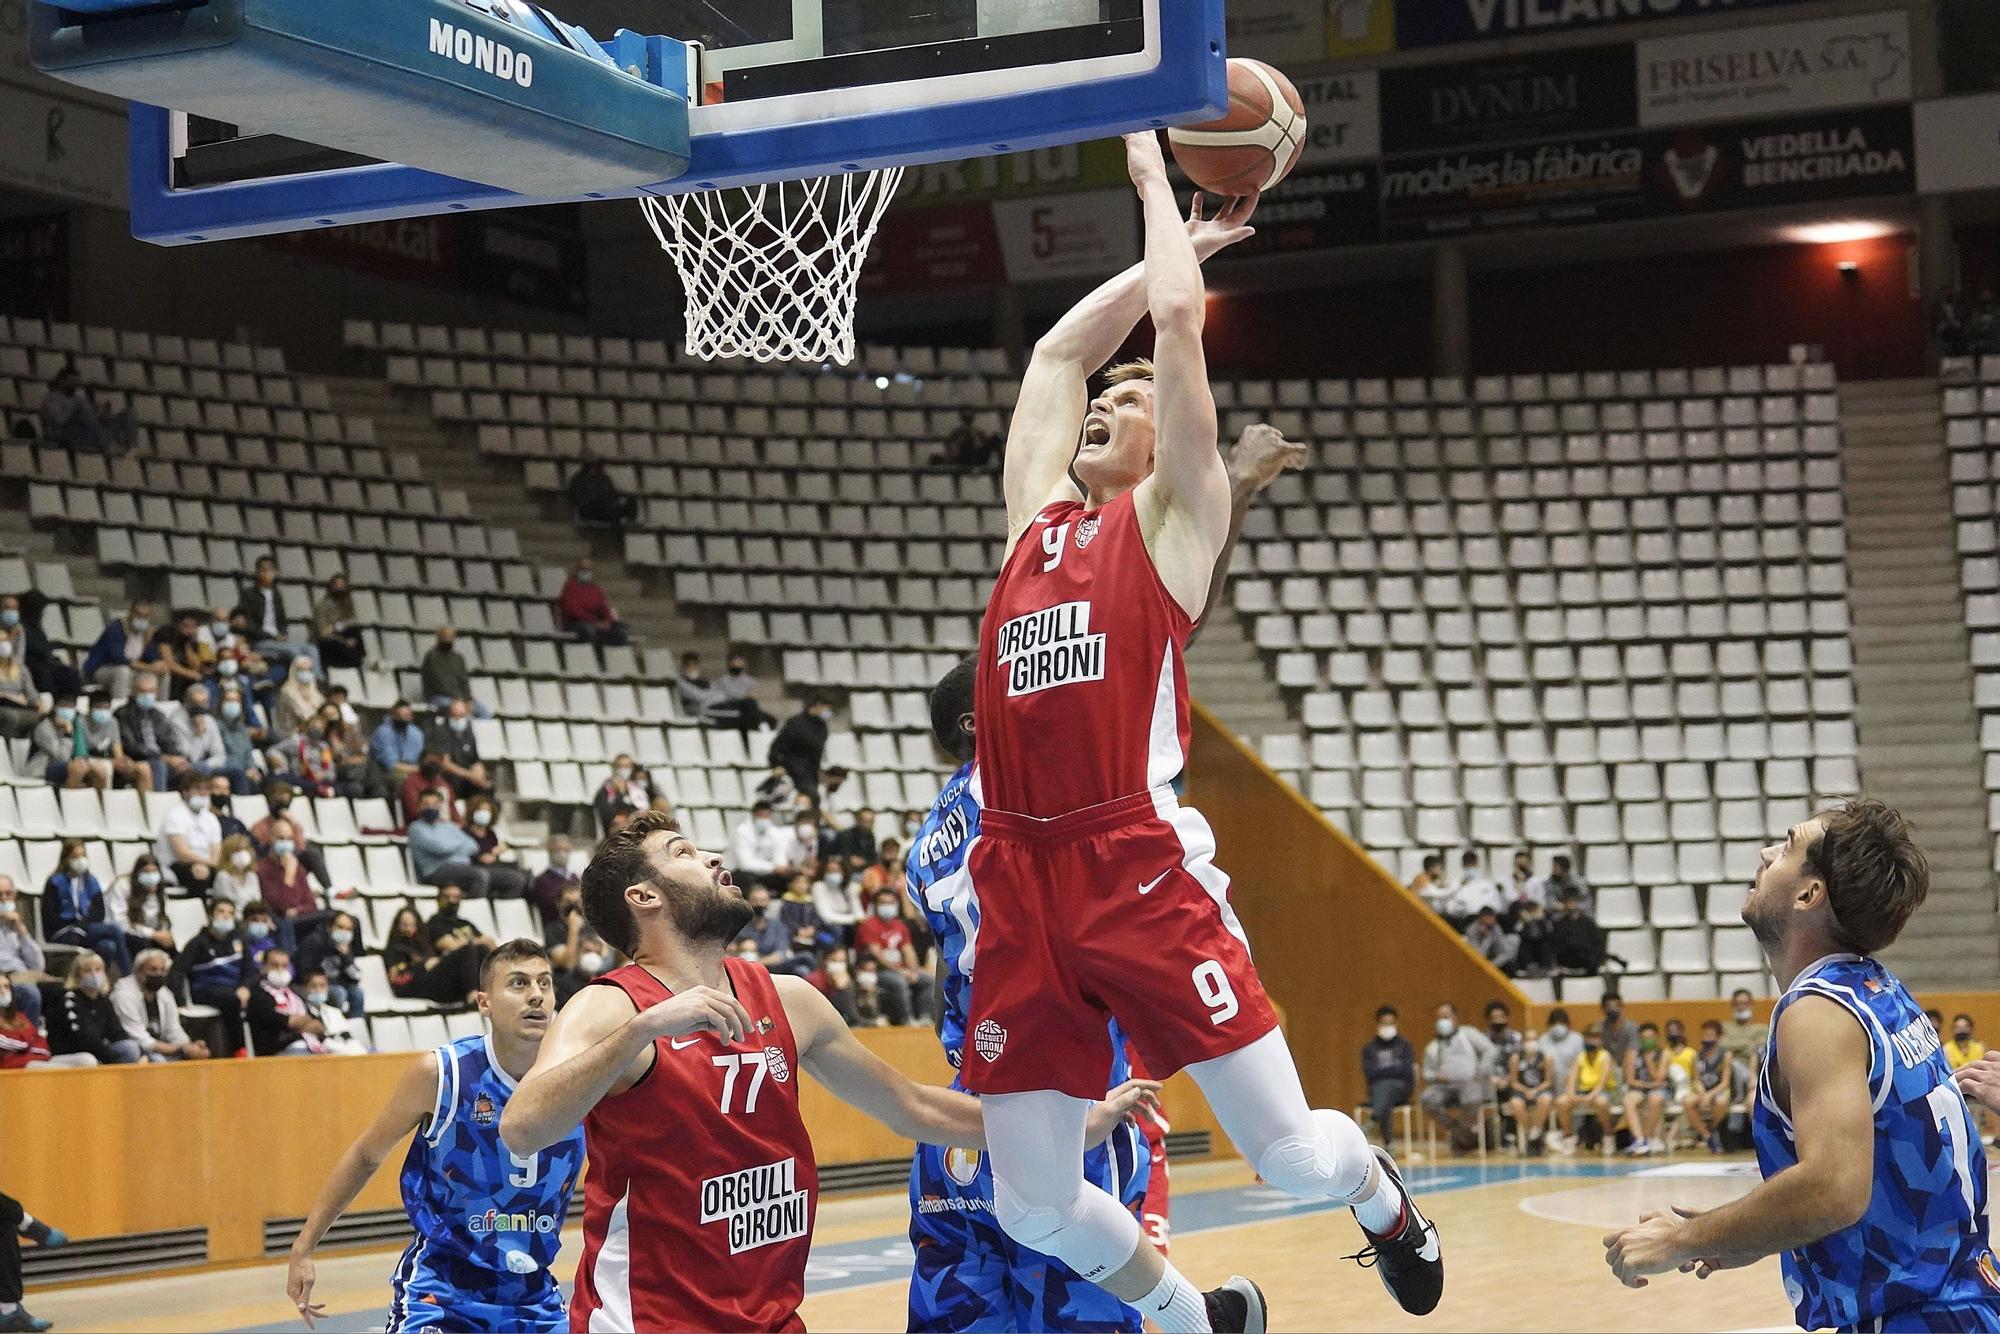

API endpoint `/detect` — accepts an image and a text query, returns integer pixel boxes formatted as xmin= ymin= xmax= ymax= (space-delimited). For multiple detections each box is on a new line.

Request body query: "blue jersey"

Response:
xmin=906 ymin=761 xmax=1131 ymax=1091
xmin=1755 ymin=954 xmax=2000 ymax=1331
xmin=397 ymin=1035 xmax=586 ymax=1280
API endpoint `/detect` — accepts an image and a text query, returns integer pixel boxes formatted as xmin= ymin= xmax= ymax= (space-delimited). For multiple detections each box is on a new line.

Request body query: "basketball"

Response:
xmin=1167 ymin=58 xmax=1308 ymax=196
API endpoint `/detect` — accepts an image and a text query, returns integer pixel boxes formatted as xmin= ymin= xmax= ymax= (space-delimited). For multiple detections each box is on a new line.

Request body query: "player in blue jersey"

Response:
xmin=1605 ymin=800 xmax=2000 ymax=1331
xmin=286 ymin=939 xmax=585 ymax=1332
xmin=906 ymin=658 xmax=1166 ymax=1332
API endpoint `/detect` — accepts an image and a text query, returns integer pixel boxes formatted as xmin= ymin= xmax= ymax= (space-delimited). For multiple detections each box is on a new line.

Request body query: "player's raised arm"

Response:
xmin=1126 ymin=132 xmax=1238 ymax=619
xmin=1602 ymin=996 xmax=1874 ymax=1287
xmin=1003 ymin=187 xmax=1253 ymax=545
xmin=501 ymin=979 xmax=752 ymax=1155
xmin=286 ymin=1052 xmax=441 ymax=1328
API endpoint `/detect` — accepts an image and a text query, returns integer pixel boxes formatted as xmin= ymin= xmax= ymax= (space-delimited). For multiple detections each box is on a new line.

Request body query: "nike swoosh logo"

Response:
xmin=668 ymin=1037 xmax=702 ymax=1050
xmin=1138 ymin=871 xmax=1170 ymax=895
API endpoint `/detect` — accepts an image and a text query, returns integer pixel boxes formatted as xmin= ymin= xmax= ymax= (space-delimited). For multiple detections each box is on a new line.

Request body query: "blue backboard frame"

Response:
xmin=123 ymin=0 xmax=1225 ymax=245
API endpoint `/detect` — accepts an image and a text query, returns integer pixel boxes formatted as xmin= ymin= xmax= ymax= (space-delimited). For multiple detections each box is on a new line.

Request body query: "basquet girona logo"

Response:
xmin=973 ymin=1019 xmax=1007 ymax=1062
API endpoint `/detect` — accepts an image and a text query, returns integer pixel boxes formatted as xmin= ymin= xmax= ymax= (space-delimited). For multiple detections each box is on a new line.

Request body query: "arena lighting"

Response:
xmin=1784 ymin=220 xmax=1898 ymax=245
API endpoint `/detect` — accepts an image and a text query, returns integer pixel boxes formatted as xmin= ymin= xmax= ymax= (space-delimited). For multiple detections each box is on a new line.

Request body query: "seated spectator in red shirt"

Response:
xmin=245 ymin=949 xmax=329 ymax=1056
xmin=257 ymin=818 xmax=331 ymax=946
xmin=557 ymin=557 xmax=627 ymax=647
xmin=0 ymin=979 xmax=54 ymax=1069
xmin=852 ymin=888 xmax=928 ymax=1026
xmin=398 ymin=752 xmax=461 ymax=827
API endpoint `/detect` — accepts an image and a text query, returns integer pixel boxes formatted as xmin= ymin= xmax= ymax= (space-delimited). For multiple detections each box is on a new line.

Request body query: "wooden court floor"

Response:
xmin=28 ymin=1156 xmax=1820 ymax=1332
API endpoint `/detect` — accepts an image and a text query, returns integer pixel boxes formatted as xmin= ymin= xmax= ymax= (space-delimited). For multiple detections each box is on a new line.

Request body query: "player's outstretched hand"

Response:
xmin=1085 ymin=1078 xmax=1165 ymax=1146
xmin=1124 ymin=130 xmax=1170 ymax=190
xmin=1229 ymin=422 xmax=1308 ymax=491
xmin=1954 ymin=1052 xmax=2000 ymax=1115
xmin=632 ymin=985 xmax=754 ymax=1045
xmin=286 ymin=1252 xmax=327 ymax=1329
xmin=1186 ymin=190 xmax=1258 ymax=261
xmin=1602 ymin=1208 xmax=1692 ymax=1289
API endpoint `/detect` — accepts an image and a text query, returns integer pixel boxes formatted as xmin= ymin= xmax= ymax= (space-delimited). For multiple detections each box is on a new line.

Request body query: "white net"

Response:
xmin=640 ymin=167 xmax=905 ymax=365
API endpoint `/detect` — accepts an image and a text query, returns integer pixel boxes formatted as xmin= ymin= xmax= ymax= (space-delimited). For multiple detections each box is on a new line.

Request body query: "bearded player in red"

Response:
xmin=500 ymin=810 xmax=1155 ymax=1332
xmin=962 ymin=131 xmax=1446 ymax=1333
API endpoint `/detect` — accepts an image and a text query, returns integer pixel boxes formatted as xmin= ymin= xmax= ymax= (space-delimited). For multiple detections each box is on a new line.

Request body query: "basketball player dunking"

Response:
xmin=961 ymin=130 xmax=1445 ymax=1334
xmin=499 ymin=812 xmax=1156 ymax=1333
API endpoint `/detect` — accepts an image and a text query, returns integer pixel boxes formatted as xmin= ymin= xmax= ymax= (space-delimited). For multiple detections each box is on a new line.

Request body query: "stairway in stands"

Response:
xmin=1186 ymin=605 xmax=1293 ymax=743
xmin=1839 ymin=377 xmax=2000 ymax=989
xmin=318 ymin=375 xmax=730 ymax=671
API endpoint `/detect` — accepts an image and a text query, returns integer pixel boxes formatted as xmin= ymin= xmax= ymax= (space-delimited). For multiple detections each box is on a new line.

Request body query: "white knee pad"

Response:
xmin=1255 ymin=1108 xmax=1375 ymax=1202
xmin=992 ymin=1179 xmax=1143 ymax=1283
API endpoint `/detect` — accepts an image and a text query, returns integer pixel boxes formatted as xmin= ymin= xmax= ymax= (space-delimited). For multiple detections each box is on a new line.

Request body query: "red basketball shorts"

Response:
xmin=960 ymin=787 xmax=1279 ymax=1100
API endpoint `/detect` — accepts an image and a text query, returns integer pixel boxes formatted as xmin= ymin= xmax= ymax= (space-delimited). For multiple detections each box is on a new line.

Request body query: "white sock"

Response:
xmin=14 ymin=1211 xmax=31 ymax=1235
xmin=1141 ymin=1263 xmax=1211 ymax=1333
xmin=0 ymin=1300 xmax=17 ymax=1313
xmin=1351 ymin=1160 xmax=1409 ymax=1237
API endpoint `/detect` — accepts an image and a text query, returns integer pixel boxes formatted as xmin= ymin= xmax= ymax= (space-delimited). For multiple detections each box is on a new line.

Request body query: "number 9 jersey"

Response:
xmin=1754 ymin=954 xmax=2000 ymax=1332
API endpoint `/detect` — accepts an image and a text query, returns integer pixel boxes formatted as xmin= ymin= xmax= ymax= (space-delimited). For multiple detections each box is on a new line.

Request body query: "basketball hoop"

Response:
xmin=640 ymin=167 xmax=904 ymax=365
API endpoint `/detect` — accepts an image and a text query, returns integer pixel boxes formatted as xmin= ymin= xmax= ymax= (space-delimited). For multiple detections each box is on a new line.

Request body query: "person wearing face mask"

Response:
xmin=418 ymin=624 xmax=491 ymax=719
xmin=0 ymin=876 xmax=52 ymax=1029
xmin=1597 ymin=988 xmax=1641 ymax=1071
xmin=528 ymin=834 xmax=581 ymax=934
xmin=861 ymin=838 xmax=907 ymax=896
xmin=170 ymin=684 xmax=233 ymax=782
xmin=1536 ymin=1007 xmax=1585 ymax=1102
xmin=48 ymin=951 xmax=141 ymax=1064
xmin=829 ymin=807 xmax=879 ymax=864
xmin=1619 ymin=1022 xmax=1670 ymax=1155
xmin=1419 ymin=1002 xmax=1497 ymax=1154
xmin=296 ymin=966 xmax=367 ymax=1055
xmin=83 ymin=601 xmax=154 ymax=703
xmin=768 ymin=696 xmax=833 ymax=803
xmin=258 ymin=817 xmax=334 ymax=942
xmin=211 ymin=833 xmax=262 ymax=909
xmin=733 ymin=885 xmax=793 ymax=966
xmin=1684 ymin=1019 xmax=1739 ymax=1154
xmin=116 ymin=669 xmax=190 ymax=790
xmin=593 ymin=754 xmax=649 ymax=834
xmin=0 ymin=977 xmax=63 ymax=1070
xmin=815 ymin=765 xmax=857 ymax=831
xmin=312 ymin=574 xmax=366 ymax=671
xmin=41 ymin=839 xmax=132 ymax=975
xmin=1361 ymin=1005 xmax=1416 ymax=1149
xmin=1718 ymin=987 xmax=1768 ymax=1079
xmin=424 ymin=697 xmax=492 ymax=796
xmin=557 ymin=555 xmax=627 ymax=646
xmin=728 ymin=800 xmax=789 ymax=884
xmin=144 ymin=609 xmax=214 ymax=699
xmin=31 ymin=693 xmax=111 ymax=789
xmin=852 ymin=889 xmax=927 ymax=1026
xmin=368 ymin=699 xmax=428 ymax=801
xmin=1504 ymin=1029 xmax=1556 ymax=1156
xmin=1553 ymin=1023 xmax=1616 ymax=1154
xmin=247 ymin=948 xmax=330 ymax=1056
xmin=462 ymin=797 xmax=529 ymax=899
xmin=298 ymin=912 xmax=367 ymax=1019
xmin=0 ymin=626 xmax=37 ymax=738
xmin=272 ymin=655 xmax=324 ymax=741
xmin=111 ymin=948 xmax=210 ymax=1062
xmin=156 ymin=769 xmax=224 ymax=895
xmin=408 ymin=789 xmax=493 ymax=897
xmin=710 ymin=652 xmax=778 ymax=737
xmin=212 ymin=685 xmax=268 ymax=791
xmin=233 ymin=555 xmax=320 ymax=684
xmin=115 ymin=855 xmax=177 ymax=960
xmin=805 ymin=945 xmax=863 ymax=1027
xmin=398 ymin=750 xmax=463 ymax=827
xmin=176 ymin=898 xmax=253 ymax=1056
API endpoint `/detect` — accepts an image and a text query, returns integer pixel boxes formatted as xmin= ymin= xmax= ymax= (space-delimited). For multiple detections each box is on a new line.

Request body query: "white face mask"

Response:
xmin=1435 ymin=1018 xmax=1456 ymax=1038
xmin=614 ymin=766 xmax=632 ymax=782
xmin=188 ymin=794 xmax=210 ymax=813
xmin=1547 ymin=1024 xmax=1570 ymax=1040
xmin=754 ymin=817 xmax=772 ymax=833
xmin=1377 ymin=1024 xmax=1397 ymax=1041
xmin=549 ymin=851 xmax=570 ymax=870
xmin=795 ymin=824 xmax=814 ymax=842
xmin=472 ymin=809 xmax=493 ymax=827
xmin=81 ymin=972 xmax=106 ymax=995
xmin=1733 ymin=1007 xmax=1753 ymax=1023
xmin=232 ymin=851 xmax=253 ymax=870
xmin=68 ymin=857 xmax=89 ymax=875
xmin=578 ymin=951 xmax=604 ymax=975
xmin=876 ymin=903 xmax=899 ymax=920
xmin=330 ymin=929 xmax=354 ymax=948
xmin=267 ymin=968 xmax=293 ymax=989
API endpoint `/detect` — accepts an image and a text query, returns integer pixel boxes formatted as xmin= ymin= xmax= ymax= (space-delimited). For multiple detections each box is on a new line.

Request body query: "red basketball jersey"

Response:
xmin=571 ymin=958 xmax=819 ymax=1333
xmin=975 ymin=492 xmax=1193 ymax=819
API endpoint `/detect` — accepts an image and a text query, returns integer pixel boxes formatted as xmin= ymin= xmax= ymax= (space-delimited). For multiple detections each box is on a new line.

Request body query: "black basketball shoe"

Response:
xmin=1203 ymin=1276 xmax=1267 ymax=1333
xmin=1346 ymin=1147 xmax=1444 ymax=1315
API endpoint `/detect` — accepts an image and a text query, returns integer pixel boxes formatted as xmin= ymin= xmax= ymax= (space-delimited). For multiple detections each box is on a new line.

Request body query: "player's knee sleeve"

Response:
xmin=992 ymin=1179 xmax=1143 ymax=1283
xmin=1255 ymin=1108 xmax=1374 ymax=1203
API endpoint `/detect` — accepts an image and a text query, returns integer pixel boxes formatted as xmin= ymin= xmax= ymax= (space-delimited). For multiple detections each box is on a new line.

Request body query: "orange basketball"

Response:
xmin=1167 ymin=58 xmax=1308 ymax=196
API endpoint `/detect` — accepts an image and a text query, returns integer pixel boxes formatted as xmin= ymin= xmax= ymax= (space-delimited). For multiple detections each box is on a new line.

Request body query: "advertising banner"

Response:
xmin=1327 ymin=0 xmax=1397 ymax=58
xmin=1225 ymin=0 xmax=1332 ymax=65
xmin=0 ymin=76 xmax=127 ymax=208
xmin=1380 ymin=103 xmax=1913 ymax=239
xmin=1380 ymin=43 xmax=1637 ymax=153
xmin=1638 ymin=11 xmax=1911 ymax=128
xmin=1915 ymin=92 xmax=2000 ymax=195
xmin=1397 ymin=0 xmax=1824 ymax=52
xmin=1295 ymin=69 xmax=1382 ymax=165
xmin=865 ymin=189 xmax=1138 ymax=292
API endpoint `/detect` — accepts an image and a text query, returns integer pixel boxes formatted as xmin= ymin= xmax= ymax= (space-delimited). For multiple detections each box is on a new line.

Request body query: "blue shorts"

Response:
xmin=387 ymin=1244 xmax=566 ymax=1333
xmin=907 ymin=1122 xmax=1151 ymax=1332
xmin=1863 ymin=1298 xmax=2000 ymax=1332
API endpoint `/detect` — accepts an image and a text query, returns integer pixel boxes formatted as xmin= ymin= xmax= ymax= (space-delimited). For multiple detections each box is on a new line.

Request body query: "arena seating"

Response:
xmin=1940 ymin=356 xmax=2000 ymax=875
